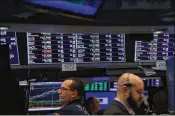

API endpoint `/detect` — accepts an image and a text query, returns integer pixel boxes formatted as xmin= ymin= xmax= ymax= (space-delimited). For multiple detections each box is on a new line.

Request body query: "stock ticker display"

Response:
xmin=27 ymin=33 xmax=125 ymax=64
xmin=135 ymin=34 xmax=175 ymax=62
xmin=28 ymin=82 xmax=63 ymax=111
xmin=0 ymin=31 xmax=20 ymax=65
xmin=84 ymin=77 xmax=163 ymax=92
xmin=84 ymin=81 xmax=108 ymax=91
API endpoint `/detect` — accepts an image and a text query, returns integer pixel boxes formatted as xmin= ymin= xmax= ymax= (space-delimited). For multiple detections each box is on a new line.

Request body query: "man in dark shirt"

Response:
xmin=104 ymin=73 xmax=145 ymax=115
xmin=55 ymin=77 xmax=89 ymax=115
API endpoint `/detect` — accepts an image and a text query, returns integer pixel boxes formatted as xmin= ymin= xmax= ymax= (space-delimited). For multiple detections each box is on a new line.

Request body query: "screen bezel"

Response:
xmin=22 ymin=0 xmax=106 ymax=19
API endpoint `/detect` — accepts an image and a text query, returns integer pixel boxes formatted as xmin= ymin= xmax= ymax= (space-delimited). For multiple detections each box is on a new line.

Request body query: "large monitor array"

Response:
xmin=27 ymin=33 xmax=126 ymax=64
xmin=0 ymin=31 xmax=20 ymax=65
xmin=2 ymin=31 xmax=174 ymax=65
xmin=135 ymin=34 xmax=175 ymax=62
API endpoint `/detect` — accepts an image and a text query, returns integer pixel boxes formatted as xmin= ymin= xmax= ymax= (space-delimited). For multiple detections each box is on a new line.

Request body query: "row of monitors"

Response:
xmin=1 ymin=32 xmax=174 ymax=65
xmin=28 ymin=77 xmax=162 ymax=111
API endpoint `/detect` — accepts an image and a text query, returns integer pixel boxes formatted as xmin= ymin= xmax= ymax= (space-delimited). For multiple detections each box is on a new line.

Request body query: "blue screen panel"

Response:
xmin=0 ymin=32 xmax=20 ymax=65
xmin=85 ymin=92 xmax=116 ymax=110
xmin=24 ymin=0 xmax=103 ymax=16
xmin=28 ymin=82 xmax=63 ymax=111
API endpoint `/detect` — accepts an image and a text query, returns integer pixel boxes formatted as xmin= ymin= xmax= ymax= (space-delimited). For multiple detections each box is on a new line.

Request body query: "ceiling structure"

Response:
xmin=1 ymin=24 xmax=174 ymax=34
xmin=0 ymin=0 xmax=175 ymax=26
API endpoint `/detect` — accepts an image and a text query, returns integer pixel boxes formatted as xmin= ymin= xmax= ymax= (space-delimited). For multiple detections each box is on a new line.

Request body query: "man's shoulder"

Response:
xmin=58 ymin=104 xmax=89 ymax=115
xmin=104 ymin=100 xmax=129 ymax=115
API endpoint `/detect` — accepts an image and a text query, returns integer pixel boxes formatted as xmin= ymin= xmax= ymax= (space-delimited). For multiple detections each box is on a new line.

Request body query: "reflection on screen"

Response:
xmin=85 ymin=92 xmax=116 ymax=110
xmin=24 ymin=0 xmax=103 ymax=16
xmin=28 ymin=82 xmax=63 ymax=111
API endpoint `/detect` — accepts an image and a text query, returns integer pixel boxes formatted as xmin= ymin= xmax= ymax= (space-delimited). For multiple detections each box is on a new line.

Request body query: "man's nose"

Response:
xmin=58 ymin=89 xmax=61 ymax=94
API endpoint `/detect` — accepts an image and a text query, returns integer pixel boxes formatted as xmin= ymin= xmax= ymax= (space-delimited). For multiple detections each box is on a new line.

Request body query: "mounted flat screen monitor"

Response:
xmin=0 ymin=31 xmax=20 ymax=65
xmin=28 ymin=82 xmax=63 ymax=111
xmin=23 ymin=0 xmax=104 ymax=18
xmin=134 ymin=33 xmax=175 ymax=62
xmin=27 ymin=32 xmax=126 ymax=64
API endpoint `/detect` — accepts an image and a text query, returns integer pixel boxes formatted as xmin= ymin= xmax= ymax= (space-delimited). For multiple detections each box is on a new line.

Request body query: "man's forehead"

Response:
xmin=61 ymin=80 xmax=73 ymax=88
xmin=135 ymin=83 xmax=144 ymax=90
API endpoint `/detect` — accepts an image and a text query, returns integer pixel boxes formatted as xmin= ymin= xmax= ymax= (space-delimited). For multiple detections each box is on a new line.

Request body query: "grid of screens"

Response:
xmin=135 ymin=34 xmax=175 ymax=62
xmin=23 ymin=0 xmax=104 ymax=17
xmin=28 ymin=82 xmax=63 ymax=111
xmin=27 ymin=33 xmax=125 ymax=64
xmin=0 ymin=31 xmax=20 ymax=65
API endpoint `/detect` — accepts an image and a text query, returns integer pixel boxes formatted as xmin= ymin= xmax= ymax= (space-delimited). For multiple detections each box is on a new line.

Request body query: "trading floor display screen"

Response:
xmin=0 ymin=31 xmax=20 ymax=65
xmin=84 ymin=81 xmax=108 ymax=91
xmin=27 ymin=33 xmax=125 ymax=64
xmin=84 ymin=78 xmax=163 ymax=92
xmin=135 ymin=34 xmax=175 ymax=62
xmin=109 ymin=77 xmax=163 ymax=91
xmin=28 ymin=82 xmax=63 ymax=111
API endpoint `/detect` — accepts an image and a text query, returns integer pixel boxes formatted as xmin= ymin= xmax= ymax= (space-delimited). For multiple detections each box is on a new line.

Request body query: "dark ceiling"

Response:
xmin=0 ymin=0 xmax=175 ymax=26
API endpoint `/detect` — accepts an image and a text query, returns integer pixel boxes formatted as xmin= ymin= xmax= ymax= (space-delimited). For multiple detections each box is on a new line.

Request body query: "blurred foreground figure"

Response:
xmin=85 ymin=96 xmax=100 ymax=114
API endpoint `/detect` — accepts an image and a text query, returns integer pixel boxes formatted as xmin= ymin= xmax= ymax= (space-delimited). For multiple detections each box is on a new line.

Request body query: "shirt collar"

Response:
xmin=114 ymin=98 xmax=135 ymax=115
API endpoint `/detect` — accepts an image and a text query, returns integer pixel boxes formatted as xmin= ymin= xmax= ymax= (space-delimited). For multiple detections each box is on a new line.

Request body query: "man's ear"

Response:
xmin=72 ymin=90 xmax=78 ymax=98
xmin=123 ymin=86 xmax=128 ymax=92
xmin=122 ymin=86 xmax=130 ymax=95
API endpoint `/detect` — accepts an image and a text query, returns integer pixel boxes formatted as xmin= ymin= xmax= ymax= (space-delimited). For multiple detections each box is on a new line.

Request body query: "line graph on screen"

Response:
xmin=28 ymin=82 xmax=63 ymax=111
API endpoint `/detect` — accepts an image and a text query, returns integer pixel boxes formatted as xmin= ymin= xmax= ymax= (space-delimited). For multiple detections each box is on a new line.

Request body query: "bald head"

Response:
xmin=118 ymin=73 xmax=143 ymax=89
xmin=116 ymin=73 xmax=144 ymax=109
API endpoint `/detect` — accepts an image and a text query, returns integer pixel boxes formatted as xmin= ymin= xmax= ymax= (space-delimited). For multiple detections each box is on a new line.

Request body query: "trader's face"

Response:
xmin=58 ymin=80 xmax=74 ymax=104
xmin=127 ymin=82 xmax=144 ymax=108
xmin=93 ymin=97 xmax=100 ymax=112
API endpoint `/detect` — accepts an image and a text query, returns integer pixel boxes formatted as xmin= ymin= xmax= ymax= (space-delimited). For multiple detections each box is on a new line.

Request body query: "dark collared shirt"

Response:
xmin=115 ymin=98 xmax=135 ymax=115
xmin=56 ymin=99 xmax=89 ymax=115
